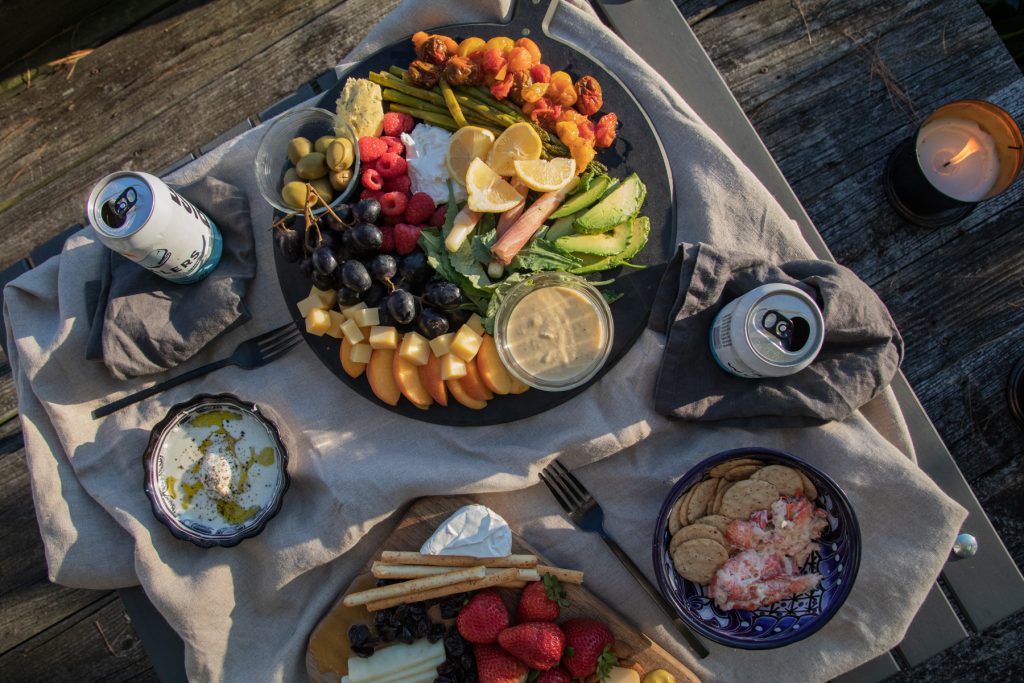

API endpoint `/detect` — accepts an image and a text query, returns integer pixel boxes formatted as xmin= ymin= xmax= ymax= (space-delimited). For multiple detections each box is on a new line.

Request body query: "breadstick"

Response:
xmin=343 ymin=565 xmax=486 ymax=607
xmin=378 ymin=551 xmax=538 ymax=568
xmin=365 ymin=568 xmax=519 ymax=611
xmin=536 ymin=565 xmax=584 ymax=585
xmin=372 ymin=563 xmax=540 ymax=582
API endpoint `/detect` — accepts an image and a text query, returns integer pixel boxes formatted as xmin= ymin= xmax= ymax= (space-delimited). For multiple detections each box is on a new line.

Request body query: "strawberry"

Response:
xmin=535 ymin=666 xmax=571 ymax=683
xmin=393 ymin=223 xmax=422 ymax=256
xmin=475 ymin=643 xmax=528 ymax=683
xmin=516 ymin=574 xmax=568 ymax=623
xmin=560 ymin=618 xmax=617 ymax=679
xmin=457 ymin=590 xmax=509 ymax=644
xmin=497 ymin=622 xmax=565 ymax=670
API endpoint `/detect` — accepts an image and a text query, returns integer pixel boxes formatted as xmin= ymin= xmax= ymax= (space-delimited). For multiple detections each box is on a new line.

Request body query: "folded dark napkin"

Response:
xmin=85 ymin=176 xmax=256 ymax=380
xmin=649 ymin=242 xmax=904 ymax=427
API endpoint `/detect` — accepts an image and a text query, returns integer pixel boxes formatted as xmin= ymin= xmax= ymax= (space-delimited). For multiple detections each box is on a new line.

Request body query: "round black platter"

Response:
xmin=274 ymin=0 xmax=675 ymax=426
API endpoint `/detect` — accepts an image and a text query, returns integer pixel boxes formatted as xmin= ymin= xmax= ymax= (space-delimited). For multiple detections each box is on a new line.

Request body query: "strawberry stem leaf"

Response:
xmin=595 ymin=645 xmax=618 ymax=681
xmin=542 ymin=573 xmax=570 ymax=607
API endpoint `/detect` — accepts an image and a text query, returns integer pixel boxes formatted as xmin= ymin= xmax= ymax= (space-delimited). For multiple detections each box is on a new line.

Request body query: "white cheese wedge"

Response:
xmin=350 ymin=342 xmax=372 ymax=364
xmin=440 ymin=353 xmax=467 ymax=380
xmin=450 ymin=325 xmax=483 ymax=361
xmin=428 ymin=333 xmax=455 ymax=358
xmin=466 ymin=313 xmax=485 ymax=336
xmin=351 ymin=306 xmax=381 ymax=328
xmin=369 ymin=326 xmax=400 ymax=350
xmin=341 ymin=318 xmax=365 ymax=344
xmin=310 ymin=286 xmax=337 ymax=308
xmin=297 ymin=294 xmax=324 ymax=319
xmin=346 ymin=639 xmax=444 ymax=683
xmin=605 ymin=668 xmax=641 ymax=683
xmin=399 ymin=331 xmax=430 ymax=366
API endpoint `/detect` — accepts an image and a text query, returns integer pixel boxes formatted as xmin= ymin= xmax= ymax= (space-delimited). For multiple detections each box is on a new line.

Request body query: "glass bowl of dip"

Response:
xmin=254 ymin=107 xmax=360 ymax=215
xmin=493 ymin=271 xmax=614 ymax=392
xmin=143 ymin=394 xmax=290 ymax=548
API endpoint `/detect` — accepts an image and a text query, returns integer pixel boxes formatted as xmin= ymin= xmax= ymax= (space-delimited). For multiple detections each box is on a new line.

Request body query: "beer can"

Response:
xmin=709 ymin=283 xmax=825 ymax=378
xmin=87 ymin=171 xmax=223 ymax=284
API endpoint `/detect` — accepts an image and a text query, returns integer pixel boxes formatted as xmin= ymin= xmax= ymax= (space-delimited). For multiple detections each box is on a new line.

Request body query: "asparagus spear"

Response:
xmin=438 ymin=77 xmax=468 ymax=128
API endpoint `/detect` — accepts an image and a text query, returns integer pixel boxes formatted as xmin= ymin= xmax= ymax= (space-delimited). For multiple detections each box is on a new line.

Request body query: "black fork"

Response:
xmin=92 ymin=323 xmax=302 ymax=419
xmin=540 ymin=459 xmax=710 ymax=658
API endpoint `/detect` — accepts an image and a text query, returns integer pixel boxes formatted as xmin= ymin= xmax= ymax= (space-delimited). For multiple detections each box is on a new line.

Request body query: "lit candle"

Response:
xmin=917 ymin=118 xmax=999 ymax=202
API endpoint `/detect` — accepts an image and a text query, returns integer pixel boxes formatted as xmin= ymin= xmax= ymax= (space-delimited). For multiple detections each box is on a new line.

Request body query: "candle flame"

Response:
xmin=944 ymin=137 xmax=983 ymax=168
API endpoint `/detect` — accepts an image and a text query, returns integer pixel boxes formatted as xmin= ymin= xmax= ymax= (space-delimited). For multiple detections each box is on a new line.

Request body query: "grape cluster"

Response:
xmin=274 ymin=197 xmax=468 ymax=338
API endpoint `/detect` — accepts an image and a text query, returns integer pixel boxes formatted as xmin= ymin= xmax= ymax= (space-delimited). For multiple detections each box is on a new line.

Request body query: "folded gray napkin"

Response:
xmin=650 ymin=242 xmax=904 ymax=426
xmin=85 ymin=176 xmax=256 ymax=380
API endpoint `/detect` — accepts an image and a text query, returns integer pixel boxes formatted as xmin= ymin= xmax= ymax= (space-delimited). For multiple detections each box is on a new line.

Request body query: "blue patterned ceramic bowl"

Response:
xmin=653 ymin=447 xmax=860 ymax=649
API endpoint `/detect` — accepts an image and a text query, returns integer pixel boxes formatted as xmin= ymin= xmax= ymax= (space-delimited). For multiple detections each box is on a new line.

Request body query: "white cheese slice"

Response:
xmin=346 ymin=639 xmax=444 ymax=683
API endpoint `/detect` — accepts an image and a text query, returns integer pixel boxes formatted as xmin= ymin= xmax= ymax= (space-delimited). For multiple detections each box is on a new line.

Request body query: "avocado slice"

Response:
xmin=550 ymin=175 xmax=611 ymax=219
xmin=573 ymin=173 xmax=646 ymax=235
xmin=569 ymin=216 xmax=650 ymax=274
xmin=545 ymin=211 xmax=583 ymax=241
xmin=556 ymin=220 xmax=631 ymax=256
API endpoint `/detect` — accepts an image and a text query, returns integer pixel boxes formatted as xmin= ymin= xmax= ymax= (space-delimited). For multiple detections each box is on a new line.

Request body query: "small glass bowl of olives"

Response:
xmin=254 ymin=107 xmax=360 ymax=215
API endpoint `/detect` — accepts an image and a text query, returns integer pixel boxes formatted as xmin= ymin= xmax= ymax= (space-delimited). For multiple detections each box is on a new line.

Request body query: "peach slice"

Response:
xmin=393 ymin=352 xmax=433 ymax=408
xmin=340 ymin=335 xmax=366 ymax=379
xmin=419 ymin=353 xmax=448 ymax=407
xmin=367 ymin=348 xmax=401 ymax=406
xmin=460 ymin=356 xmax=494 ymax=402
xmin=447 ymin=378 xmax=488 ymax=409
xmin=476 ymin=334 xmax=512 ymax=395
xmin=509 ymin=375 xmax=530 ymax=394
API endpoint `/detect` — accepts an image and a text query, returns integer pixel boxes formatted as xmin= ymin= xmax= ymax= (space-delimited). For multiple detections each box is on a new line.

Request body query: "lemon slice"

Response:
xmin=445 ymin=126 xmax=496 ymax=185
xmin=513 ymin=158 xmax=576 ymax=192
xmin=486 ymin=122 xmax=543 ymax=176
xmin=465 ymin=158 xmax=524 ymax=212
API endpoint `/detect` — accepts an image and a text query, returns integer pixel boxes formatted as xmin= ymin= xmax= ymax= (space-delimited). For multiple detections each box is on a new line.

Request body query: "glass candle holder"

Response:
xmin=884 ymin=100 xmax=1023 ymax=227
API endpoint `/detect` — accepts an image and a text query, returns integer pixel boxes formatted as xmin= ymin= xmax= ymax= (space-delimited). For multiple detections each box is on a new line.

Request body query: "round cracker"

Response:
xmin=720 ymin=479 xmax=780 ymax=520
xmin=708 ymin=458 xmax=762 ymax=478
xmin=723 ymin=464 xmax=762 ymax=481
xmin=686 ymin=478 xmax=719 ymax=524
xmin=676 ymin=486 xmax=695 ymax=530
xmin=750 ymin=465 xmax=804 ymax=496
xmin=672 ymin=538 xmax=729 ymax=585
xmin=691 ymin=514 xmax=732 ymax=537
xmin=798 ymin=470 xmax=819 ymax=501
xmin=668 ymin=495 xmax=685 ymax=535
xmin=711 ymin=480 xmax=734 ymax=515
xmin=670 ymin=524 xmax=726 ymax=555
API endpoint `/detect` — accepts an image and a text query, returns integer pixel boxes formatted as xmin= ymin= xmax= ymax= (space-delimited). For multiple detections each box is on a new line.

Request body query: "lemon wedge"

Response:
xmin=486 ymin=122 xmax=543 ymax=176
xmin=445 ymin=126 xmax=496 ymax=185
xmin=465 ymin=158 xmax=524 ymax=212
xmin=513 ymin=158 xmax=576 ymax=192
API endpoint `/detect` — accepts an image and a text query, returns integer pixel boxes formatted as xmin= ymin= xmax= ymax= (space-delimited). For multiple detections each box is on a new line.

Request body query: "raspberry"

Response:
xmin=380 ymin=135 xmax=405 ymax=156
xmin=359 ymin=188 xmax=382 ymax=201
xmin=383 ymin=174 xmax=411 ymax=193
xmin=379 ymin=225 xmax=395 ymax=252
xmin=429 ymin=204 xmax=448 ymax=227
xmin=404 ymin=192 xmax=435 ymax=225
xmin=379 ymin=191 xmax=409 ymax=217
xmin=383 ymin=211 xmax=404 ymax=226
xmin=376 ymin=153 xmax=408 ymax=178
xmin=393 ymin=223 xmax=422 ymax=255
xmin=361 ymin=168 xmax=383 ymax=191
xmin=358 ymin=136 xmax=387 ymax=162
xmin=381 ymin=112 xmax=414 ymax=136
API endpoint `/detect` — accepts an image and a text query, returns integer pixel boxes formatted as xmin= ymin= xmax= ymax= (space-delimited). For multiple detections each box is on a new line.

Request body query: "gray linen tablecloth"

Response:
xmin=4 ymin=1 xmax=966 ymax=681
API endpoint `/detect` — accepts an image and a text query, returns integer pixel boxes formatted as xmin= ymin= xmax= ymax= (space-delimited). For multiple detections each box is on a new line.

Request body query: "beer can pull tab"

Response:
xmin=101 ymin=186 xmax=139 ymax=229
xmin=761 ymin=310 xmax=811 ymax=353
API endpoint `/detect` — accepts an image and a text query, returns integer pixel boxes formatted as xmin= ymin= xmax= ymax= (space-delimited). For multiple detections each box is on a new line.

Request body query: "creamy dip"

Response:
xmin=401 ymin=124 xmax=468 ymax=205
xmin=156 ymin=406 xmax=283 ymax=531
xmin=505 ymin=285 xmax=606 ymax=383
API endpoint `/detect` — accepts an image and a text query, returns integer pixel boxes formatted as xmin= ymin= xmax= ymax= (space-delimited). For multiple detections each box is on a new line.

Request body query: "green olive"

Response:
xmin=287 ymin=137 xmax=312 ymax=165
xmin=281 ymin=181 xmax=309 ymax=210
xmin=314 ymin=135 xmax=337 ymax=154
xmin=310 ymin=177 xmax=334 ymax=204
xmin=283 ymin=168 xmax=300 ymax=185
xmin=296 ymin=152 xmax=328 ymax=180
xmin=325 ymin=138 xmax=354 ymax=172
xmin=328 ymin=168 xmax=353 ymax=192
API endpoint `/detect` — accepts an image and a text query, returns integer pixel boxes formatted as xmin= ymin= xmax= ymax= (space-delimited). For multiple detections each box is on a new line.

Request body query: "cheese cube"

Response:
xmin=351 ymin=306 xmax=381 ymax=328
xmin=342 ymin=301 xmax=367 ymax=321
xmin=450 ymin=325 xmax=483 ymax=361
xmin=350 ymin=342 xmax=372 ymax=364
xmin=429 ymin=333 xmax=455 ymax=358
xmin=309 ymin=286 xmax=337 ymax=308
xmin=340 ymin=318 xmax=365 ymax=344
xmin=398 ymin=331 xmax=430 ymax=366
xmin=466 ymin=313 xmax=485 ymax=336
xmin=440 ymin=353 xmax=467 ymax=380
xmin=305 ymin=308 xmax=332 ymax=336
xmin=369 ymin=326 xmax=400 ymax=350
xmin=326 ymin=310 xmax=347 ymax=339
xmin=297 ymin=294 xmax=324 ymax=319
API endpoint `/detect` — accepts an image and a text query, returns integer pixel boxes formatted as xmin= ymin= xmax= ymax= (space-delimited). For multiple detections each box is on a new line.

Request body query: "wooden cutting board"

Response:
xmin=306 ymin=496 xmax=699 ymax=683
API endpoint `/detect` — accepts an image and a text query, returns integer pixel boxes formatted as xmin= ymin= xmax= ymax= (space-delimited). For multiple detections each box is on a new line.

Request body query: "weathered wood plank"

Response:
xmin=0 ymin=593 xmax=156 ymax=682
xmin=0 ymin=449 xmax=106 ymax=654
xmin=0 ymin=0 xmax=402 ymax=269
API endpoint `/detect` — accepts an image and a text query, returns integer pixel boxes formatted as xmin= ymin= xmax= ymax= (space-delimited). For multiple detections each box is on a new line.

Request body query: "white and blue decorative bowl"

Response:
xmin=653 ymin=447 xmax=861 ymax=649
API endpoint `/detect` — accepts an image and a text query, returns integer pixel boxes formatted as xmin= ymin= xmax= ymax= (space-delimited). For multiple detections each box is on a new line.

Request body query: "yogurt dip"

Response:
xmin=401 ymin=124 xmax=468 ymax=205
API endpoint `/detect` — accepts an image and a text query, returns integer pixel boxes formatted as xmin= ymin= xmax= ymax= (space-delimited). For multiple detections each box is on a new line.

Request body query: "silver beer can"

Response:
xmin=87 ymin=171 xmax=223 ymax=284
xmin=709 ymin=283 xmax=825 ymax=378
